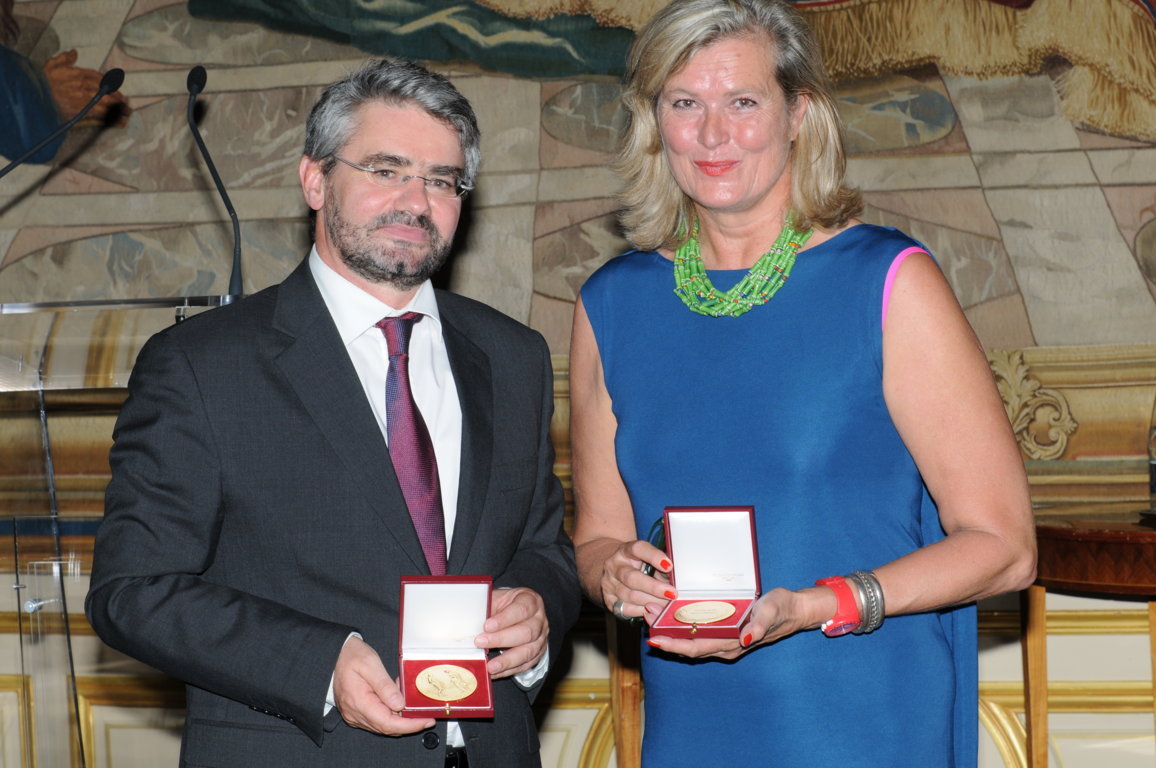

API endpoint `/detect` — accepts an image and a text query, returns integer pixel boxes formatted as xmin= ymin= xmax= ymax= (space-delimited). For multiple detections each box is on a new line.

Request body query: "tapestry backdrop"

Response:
xmin=1 ymin=0 xmax=1154 ymax=358
xmin=1 ymin=4 xmax=1155 ymax=766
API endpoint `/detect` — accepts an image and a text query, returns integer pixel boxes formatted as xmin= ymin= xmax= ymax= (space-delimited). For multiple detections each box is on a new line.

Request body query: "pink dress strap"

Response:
xmin=881 ymin=247 xmax=930 ymax=330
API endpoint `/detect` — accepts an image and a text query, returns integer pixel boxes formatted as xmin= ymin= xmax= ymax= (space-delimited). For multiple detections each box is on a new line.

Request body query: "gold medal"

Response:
xmin=415 ymin=664 xmax=478 ymax=702
xmin=674 ymin=600 xmax=736 ymax=625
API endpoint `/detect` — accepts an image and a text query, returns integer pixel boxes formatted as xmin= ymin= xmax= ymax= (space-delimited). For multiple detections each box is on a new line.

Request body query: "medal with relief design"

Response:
xmin=674 ymin=600 xmax=736 ymax=624
xmin=416 ymin=664 xmax=478 ymax=702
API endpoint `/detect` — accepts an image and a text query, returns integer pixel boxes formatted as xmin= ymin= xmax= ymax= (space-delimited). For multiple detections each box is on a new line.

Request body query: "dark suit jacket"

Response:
xmin=85 ymin=259 xmax=580 ymax=768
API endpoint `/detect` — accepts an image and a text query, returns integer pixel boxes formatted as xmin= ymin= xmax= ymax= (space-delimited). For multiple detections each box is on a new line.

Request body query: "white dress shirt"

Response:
xmin=311 ymin=248 xmax=463 ymax=542
xmin=309 ymin=250 xmax=546 ymax=746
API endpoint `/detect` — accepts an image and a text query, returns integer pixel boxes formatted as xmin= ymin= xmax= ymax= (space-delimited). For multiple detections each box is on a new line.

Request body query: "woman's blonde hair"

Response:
xmin=616 ymin=0 xmax=862 ymax=250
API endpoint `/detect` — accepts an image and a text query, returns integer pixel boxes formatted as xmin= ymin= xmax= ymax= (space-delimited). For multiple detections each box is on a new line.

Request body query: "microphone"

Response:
xmin=186 ymin=64 xmax=206 ymax=97
xmin=0 ymin=68 xmax=125 ymax=180
xmin=186 ymin=65 xmax=244 ymax=303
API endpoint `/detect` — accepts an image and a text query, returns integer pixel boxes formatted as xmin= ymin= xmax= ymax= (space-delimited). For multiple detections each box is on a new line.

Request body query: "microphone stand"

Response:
xmin=186 ymin=66 xmax=244 ymax=303
xmin=1 ymin=66 xmax=246 ymax=322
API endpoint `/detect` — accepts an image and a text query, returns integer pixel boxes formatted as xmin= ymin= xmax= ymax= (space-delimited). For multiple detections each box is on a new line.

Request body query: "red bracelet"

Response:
xmin=816 ymin=576 xmax=861 ymax=637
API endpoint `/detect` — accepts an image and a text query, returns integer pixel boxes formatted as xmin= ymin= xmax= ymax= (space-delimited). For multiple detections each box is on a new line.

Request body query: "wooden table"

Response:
xmin=1022 ymin=502 xmax=1156 ymax=767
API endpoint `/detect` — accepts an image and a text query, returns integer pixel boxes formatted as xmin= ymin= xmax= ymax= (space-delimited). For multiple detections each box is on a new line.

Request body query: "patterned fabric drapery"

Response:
xmin=480 ymin=0 xmax=1156 ymax=140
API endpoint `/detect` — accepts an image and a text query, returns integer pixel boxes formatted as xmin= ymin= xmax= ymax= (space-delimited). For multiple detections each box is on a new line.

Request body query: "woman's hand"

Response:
xmin=597 ymin=538 xmax=676 ymax=623
xmin=571 ymin=297 xmax=675 ymax=615
xmin=645 ymin=585 xmax=836 ymax=659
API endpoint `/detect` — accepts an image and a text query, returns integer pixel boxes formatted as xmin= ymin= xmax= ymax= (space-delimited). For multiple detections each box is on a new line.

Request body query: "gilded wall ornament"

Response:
xmin=988 ymin=350 xmax=1078 ymax=461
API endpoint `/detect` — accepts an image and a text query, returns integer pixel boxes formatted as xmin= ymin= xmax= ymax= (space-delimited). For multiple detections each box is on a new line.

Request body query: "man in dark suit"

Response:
xmin=85 ymin=58 xmax=580 ymax=768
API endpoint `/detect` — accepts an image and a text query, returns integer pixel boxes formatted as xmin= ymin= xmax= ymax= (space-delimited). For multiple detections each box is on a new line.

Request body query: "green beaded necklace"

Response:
xmin=672 ymin=218 xmax=813 ymax=318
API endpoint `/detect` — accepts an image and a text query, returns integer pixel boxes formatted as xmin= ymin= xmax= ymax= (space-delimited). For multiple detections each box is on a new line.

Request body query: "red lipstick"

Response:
xmin=695 ymin=161 xmax=736 ymax=177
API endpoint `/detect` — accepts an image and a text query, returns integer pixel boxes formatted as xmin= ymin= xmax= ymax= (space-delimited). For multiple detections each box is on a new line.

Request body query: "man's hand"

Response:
xmin=43 ymin=50 xmax=131 ymax=125
xmin=332 ymin=635 xmax=434 ymax=735
xmin=476 ymin=587 xmax=548 ymax=678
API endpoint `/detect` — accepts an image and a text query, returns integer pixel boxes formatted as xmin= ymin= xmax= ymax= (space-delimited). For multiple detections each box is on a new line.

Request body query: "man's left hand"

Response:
xmin=475 ymin=587 xmax=548 ymax=678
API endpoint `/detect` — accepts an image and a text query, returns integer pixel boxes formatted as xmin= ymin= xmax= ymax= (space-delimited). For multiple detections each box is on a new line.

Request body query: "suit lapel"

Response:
xmin=268 ymin=260 xmax=431 ymax=574
xmin=439 ymin=299 xmax=493 ymax=574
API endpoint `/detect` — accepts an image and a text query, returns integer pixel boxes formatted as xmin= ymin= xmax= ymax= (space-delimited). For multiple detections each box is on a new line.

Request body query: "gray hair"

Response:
xmin=304 ymin=57 xmax=481 ymax=189
xmin=617 ymin=0 xmax=862 ymax=250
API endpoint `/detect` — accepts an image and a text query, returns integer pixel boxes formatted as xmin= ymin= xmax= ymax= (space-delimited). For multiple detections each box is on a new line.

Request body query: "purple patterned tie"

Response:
xmin=376 ymin=312 xmax=446 ymax=575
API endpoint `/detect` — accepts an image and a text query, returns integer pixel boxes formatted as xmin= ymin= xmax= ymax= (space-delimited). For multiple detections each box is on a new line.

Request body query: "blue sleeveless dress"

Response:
xmin=580 ymin=224 xmax=977 ymax=767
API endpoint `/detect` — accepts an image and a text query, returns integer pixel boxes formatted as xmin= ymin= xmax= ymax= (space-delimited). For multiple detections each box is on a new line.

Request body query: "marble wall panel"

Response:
xmin=531 ymin=292 xmax=577 ymax=355
xmin=1088 ymin=148 xmax=1156 ymax=186
xmin=472 ymin=171 xmax=541 ymax=208
xmin=534 ymin=213 xmax=623 ymax=304
xmin=534 ymin=198 xmax=620 ymax=241
xmin=862 ymin=189 xmax=1002 ymax=240
xmin=847 ymin=154 xmax=980 ymax=192
xmin=0 ymin=232 xmax=14 ymax=267
xmin=538 ymin=166 xmax=621 ymax=203
xmin=964 ymin=294 xmax=1036 ymax=351
xmin=986 ymin=187 xmax=1156 ymax=346
xmin=450 ymin=203 xmax=535 ymax=323
xmin=458 ymin=76 xmax=541 ymax=175
xmin=0 ymin=221 xmax=309 ymax=304
xmin=975 ymin=150 xmax=1098 ymax=189
xmin=1101 ymin=186 xmax=1156 ymax=252
xmin=944 ymin=73 xmax=1081 ymax=153
xmin=1137 ymin=219 xmax=1156 ymax=290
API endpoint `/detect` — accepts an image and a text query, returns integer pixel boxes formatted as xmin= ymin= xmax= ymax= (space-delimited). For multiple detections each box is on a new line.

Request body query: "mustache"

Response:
xmin=372 ymin=211 xmax=439 ymax=237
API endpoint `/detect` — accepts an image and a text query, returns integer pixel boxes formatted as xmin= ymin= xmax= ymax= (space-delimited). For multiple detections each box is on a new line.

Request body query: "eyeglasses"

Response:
xmin=332 ymin=155 xmax=471 ymax=199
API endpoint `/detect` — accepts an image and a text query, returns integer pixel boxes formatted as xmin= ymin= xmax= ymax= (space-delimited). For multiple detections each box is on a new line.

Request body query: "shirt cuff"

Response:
xmin=324 ymin=631 xmax=363 ymax=716
xmin=512 ymin=648 xmax=549 ymax=690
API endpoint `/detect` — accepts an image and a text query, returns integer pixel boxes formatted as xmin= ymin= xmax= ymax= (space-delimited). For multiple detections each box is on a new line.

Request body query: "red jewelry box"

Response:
xmin=650 ymin=506 xmax=761 ymax=640
xmin=398 ymin=575 xmax=494 ymax=719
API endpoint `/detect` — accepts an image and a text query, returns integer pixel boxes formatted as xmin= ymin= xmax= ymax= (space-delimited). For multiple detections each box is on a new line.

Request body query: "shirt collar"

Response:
xmin=308 ymin=246 xmax=442 ymax=345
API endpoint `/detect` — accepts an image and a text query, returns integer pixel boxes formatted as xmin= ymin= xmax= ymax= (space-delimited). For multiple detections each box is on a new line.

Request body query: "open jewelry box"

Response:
xmin=398 ymin=575 xmax=494 ymax=718
xmin=650 ymin=506 xmax=761 ymax=640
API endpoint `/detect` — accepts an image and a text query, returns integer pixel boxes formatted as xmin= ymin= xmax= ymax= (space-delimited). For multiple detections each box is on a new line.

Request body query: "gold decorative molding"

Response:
xmin=75 ymin=675 xmax=185 ymax=768
xmin=48 ymin=666 xmax=1156 ymax=768
xmin=980 ymin=609 xmax=1152 ymax=635
xmin=542 ymin=678 xmax=615 ymax=768
xmin=0 ymin=611 xmax=97 ymax=637
xmin=979 ymin=697 xmax=1027 ymax=768
xmin=69 ymin=674 xmax=614 ymax=768
xmin=982 ymin=680 xmax=1155 ymax=713
xmin=551 ymin=354 xmax=574 ymax=529
xmin=1011 ymin=344 xmax=1156 ymax=386
xmin=988 ymin=349 xmax=1078 ymax=460
xmin=980 ymin=681 xmax=1156 ymax=768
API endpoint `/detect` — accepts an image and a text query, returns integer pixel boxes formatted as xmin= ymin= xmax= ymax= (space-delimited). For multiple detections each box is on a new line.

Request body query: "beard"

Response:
xmin=323 ymin=196 xmax=453 ymax=290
